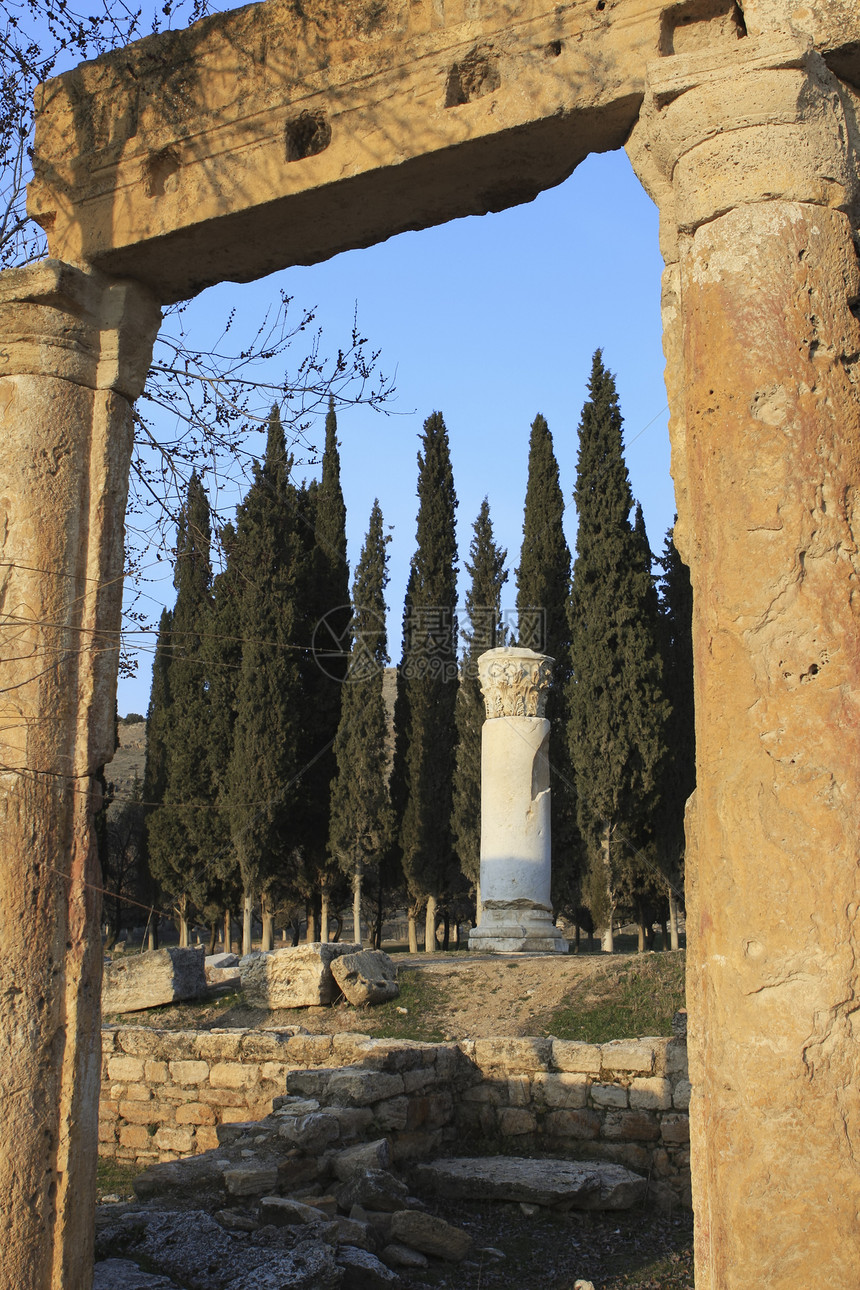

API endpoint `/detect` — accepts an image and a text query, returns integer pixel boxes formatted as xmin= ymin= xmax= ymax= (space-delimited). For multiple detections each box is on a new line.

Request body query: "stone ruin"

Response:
xmin=1 ymin=0 xmax=860 ymax=1287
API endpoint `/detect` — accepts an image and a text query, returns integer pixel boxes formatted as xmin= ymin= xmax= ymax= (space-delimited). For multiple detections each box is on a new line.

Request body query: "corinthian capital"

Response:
xmin=478 ymin=647 xmax=554 ymax=720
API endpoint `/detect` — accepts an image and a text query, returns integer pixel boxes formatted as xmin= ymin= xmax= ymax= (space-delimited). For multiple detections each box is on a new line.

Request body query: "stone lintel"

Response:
xmin=28 ymin=0 xmax=667 ymax=302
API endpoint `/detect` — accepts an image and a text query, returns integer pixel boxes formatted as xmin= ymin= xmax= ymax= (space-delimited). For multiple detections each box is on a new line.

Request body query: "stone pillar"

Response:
xmin=628 ymin=36 xmax=860 ymax=1290
xmin=469 ymin=647 xmax=568 ymax=954
xmin=0 ymin=260 xmax=160 ymax=1290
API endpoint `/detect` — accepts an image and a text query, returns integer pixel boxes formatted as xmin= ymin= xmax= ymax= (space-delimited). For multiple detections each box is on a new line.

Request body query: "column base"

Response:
xmin=469 ymin=905 xmax=568 ymax=954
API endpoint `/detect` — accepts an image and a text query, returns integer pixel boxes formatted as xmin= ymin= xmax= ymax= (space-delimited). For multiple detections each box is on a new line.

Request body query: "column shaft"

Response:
xmin=0 ymin=261 xmax=160 ymax=1290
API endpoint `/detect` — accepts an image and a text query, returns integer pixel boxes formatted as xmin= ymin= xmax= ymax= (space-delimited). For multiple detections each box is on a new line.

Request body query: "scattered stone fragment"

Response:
xmin=103 ymin=948 xmax=205 ymax=1014
xmin=574 ymin=1281 xmax=596 ymax=1290
xmin=338 ymin=1245 xmax=402 ymax=1288
xmin=336 ymin=1169 xmax=410 ymax=1213
xmin=412 ymin=1157 xmax=646 ymax=1210
xmin=388 ymin=1210 xmax=473 ymax=1263
xmin=380 ymin=1243 xmax=429 ymax=1270
xmin=330 ymin=950 xmax=400 ymax=1005
xmin=240 ymin=942 xmax=361 ymax=1008
xmin=213 ymin=1209 xmax=260 ymax=1232
xmin=334 ymin=1215 xmax=377 ymax=1250
xmin=206 ymin=952 xmax=239 ymax=969
xmin=259 ymin=1197 xmax=329 ymax=1226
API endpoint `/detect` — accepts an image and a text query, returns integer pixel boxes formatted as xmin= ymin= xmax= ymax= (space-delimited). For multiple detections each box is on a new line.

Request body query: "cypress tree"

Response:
xmin=296 ymin=400 xmax=351 ymax=940
xmin=146 ymin=473 xmax=221 ymax=943
xmin=398 ymin=411 xmax=459 ymax=952
xmin=328 ymin=500 xmax=393 ymax=945
xmin=206 ymin=520 xmax=243 ymax=949
xmin=142 ymin=607 xmax=172 ymax=949
xmin=227 ymin=408 xmax=306 ymax=953
xmin=452 ymin=499 xmax=507 ymax=911
xmin=567 ymin=352 xmax=670 ymax=951
xmin=656 ymin=521 xmax=695 ymax=949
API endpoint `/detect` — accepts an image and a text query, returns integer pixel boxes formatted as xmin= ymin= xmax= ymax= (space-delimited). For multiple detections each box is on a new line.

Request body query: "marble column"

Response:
xmin=469 ymin=647 xmax=568 ymax=954
xmin=0 ymin=260 xmax=160 ymax=1290
xmin=628 ymin=35 xmax=860 ymax=1290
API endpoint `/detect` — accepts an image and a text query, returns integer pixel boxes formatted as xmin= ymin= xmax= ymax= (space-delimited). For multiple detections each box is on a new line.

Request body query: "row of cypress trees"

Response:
xmin=143 ymin=353 xmax=693 ymax=952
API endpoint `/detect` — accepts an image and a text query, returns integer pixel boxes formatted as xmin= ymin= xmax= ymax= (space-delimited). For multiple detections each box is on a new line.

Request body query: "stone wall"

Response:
xmin=100 ymin=1027 xmax=690 ymax=1205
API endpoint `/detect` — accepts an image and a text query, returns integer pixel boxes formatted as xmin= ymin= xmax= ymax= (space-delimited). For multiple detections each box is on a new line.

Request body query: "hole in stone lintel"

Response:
xmin=285 ymin=110 xmax=332 ymax=162
xmin=144 ymin=148 xmax=180 ymax=198
xmin=445 ymin=47 xmax=501 ymax=107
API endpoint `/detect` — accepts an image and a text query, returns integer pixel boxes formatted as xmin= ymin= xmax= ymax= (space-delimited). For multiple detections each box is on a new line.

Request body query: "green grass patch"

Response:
xmin=542 ymin=951 xmax=686 ymax=1043
xmin=360 ymin=968 xmax=448 ymax=1042
xmin=97 ymin=1157 xmax=149 ymax=1202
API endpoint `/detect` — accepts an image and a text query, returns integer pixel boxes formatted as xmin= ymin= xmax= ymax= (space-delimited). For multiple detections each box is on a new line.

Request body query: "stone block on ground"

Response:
xmin=388 ymin=1211 xmax=473 ymax=1262
xmin=240 ymin=942 xmax=361 ymax=1008
xmin=331 ymin=950 xmax=400 ymax=1005
xmin=103 ymin=949 xmax=205 ymax=1014
xmin=412 ymin=1157 xmax=646 ymax=1211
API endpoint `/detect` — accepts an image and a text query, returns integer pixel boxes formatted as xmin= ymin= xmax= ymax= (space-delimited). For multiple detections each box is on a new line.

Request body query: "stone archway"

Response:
xmin=1 ymin=1 xmax=859 ymax=1286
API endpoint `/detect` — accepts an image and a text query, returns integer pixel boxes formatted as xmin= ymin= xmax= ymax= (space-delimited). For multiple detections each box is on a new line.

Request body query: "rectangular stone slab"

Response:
xmin=412 ymin=1155 xmax=646 ymax=1209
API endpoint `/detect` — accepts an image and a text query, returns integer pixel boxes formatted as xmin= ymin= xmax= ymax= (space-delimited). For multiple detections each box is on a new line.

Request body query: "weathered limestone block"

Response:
xmin=240 ymin=942 xmax=361 ymax=1008
xmin=629 ymin=1077 xmax=673 ymax=1111
xmin=333 ymin=1139 xmax=392 ymax=1182
xmin=103 ymin=949 xmax=206 ymax=1014
xmin=0 ymin=260 xmax=160 ymax=1290
xmin=531 ymin=1073 xmax=589 ymax=1110
xmin=325 ymin=1070 xmax=405 ymax=1107
xmin=590 ymin=1084 xmax=629 ymax=1109
xmin=413 ymin=1157 xmax=646 ymax=1211
xmin=473 ymin=1037 xmax=552 ymax=1072
xmin=551 ymin=1041 xmax=603 ymax=1074
xmin=330 ymin=949 xmax=399 ymax=1005
xmin=599 ymin=1040 xmax=656 ymax=1077
xmin=222 ymin=1164 xmax=279 ymax=1197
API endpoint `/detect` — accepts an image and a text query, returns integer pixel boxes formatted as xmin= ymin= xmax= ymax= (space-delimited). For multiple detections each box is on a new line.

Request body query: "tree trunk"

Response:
xmin=320 ymin=890 xmax=330 ymax=944
xmin=408 ymin=914 xmax=419 ymax=953
xmin=574 ymin=924 xmax=581 ymax=954
xmin=242 ymin=890 xmax=253 ymax=956
xmin=424 ymin=896 xmax=437 ymax=953
xmin=353 ymin=866 xmax=362 ymax=947
xmin=637 ymin=906 xmax=646 ymax=953
xmin=306 ymin=902 xmax=316 ymax=943
xmin=147 ymin=920 xmax=159 ymax=952
xmin=441 ymin=908 xmax=450 ymax=952
xmin=668 ymin=885 xmax=680 ymax=951
xmin=207 ymin=923 xmax=217 ymax=955
xmin=178 ymin=896 xmax=190 ymax=948
xmin=223 ymin=908 xmax=231 ymax=954
xmin=261 ymin=892 xmax=274 ymax=951
xmin=601 ymin=823 xmax=614 ymax=953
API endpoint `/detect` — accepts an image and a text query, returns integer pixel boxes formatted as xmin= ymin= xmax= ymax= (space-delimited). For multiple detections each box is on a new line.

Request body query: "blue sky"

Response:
xmin=117 ymin=146 xmax=674 ymax=716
